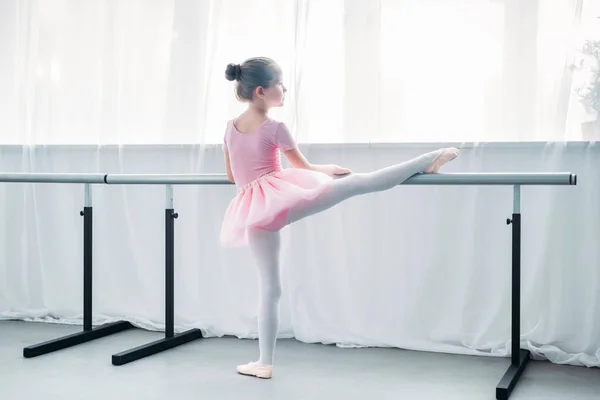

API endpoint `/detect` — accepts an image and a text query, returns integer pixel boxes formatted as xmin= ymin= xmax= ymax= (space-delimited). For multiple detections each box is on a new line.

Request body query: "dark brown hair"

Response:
xmin=225 ymin=57 xmax=282 ymax=102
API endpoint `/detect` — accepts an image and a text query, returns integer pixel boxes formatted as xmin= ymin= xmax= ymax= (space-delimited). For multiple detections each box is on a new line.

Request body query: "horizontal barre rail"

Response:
xmin=0 ymin=172 xmax=577 ymax=185
xmin=105 ymin=174 xmax=232 ymax=185
xmin=402 ymin=172 xmax=577 ymax=186
xmin=0 ymin=173 xmax=107 ymax=184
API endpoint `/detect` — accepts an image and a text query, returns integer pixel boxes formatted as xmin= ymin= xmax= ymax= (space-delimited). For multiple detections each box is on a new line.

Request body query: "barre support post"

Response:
xmin=111 ymin=184 xmax=202 ymax=366
xmin=166 ymin=185 xmax=175 ymax=338
xmin=23 ymin=184 xmax=133 ymax=358
xmin=496 ymin=185 xmax=531 ymax=399
xmin=84 ymin=184 xmax=92 ymax=331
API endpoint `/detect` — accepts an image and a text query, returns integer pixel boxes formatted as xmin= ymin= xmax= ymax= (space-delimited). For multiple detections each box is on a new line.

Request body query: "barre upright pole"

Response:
xmin=83 ymin=184 xmax=93 ymax=331
xmin=166 ymin=184 xmax=176 ymax=339
xmin=23 ymin=184 xmax=133 ymax=358
xmin=495 ymin=185 xmax=530 ymax=400
xmin=111 ymin=184 xmax=203 ymax=366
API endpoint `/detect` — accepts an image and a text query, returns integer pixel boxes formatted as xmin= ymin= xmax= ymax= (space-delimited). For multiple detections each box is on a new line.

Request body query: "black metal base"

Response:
xmin=496 ymin=349 xmax=531 ymax=400
xmin=110 ymin=206 xmax=201 ymax=366
xmin=23 ymin=321 xmax=134 ymax=358
xmin=111 ymin=328 xmax=202 ymax=366
xmin=112 ymin=329 xmax=202 ymax=365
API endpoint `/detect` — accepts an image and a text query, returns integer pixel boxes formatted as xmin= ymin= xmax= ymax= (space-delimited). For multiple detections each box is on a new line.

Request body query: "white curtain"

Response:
xmin=1 ymin=0 xmax=599 ymax=370
xmin=0 ymin=0 xmax=596 ymax=145
xmin=0 ymin=143 xmax=599 ymax=369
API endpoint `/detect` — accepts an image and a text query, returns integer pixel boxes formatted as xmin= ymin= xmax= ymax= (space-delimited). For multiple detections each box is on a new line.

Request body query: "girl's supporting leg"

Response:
xmin=237 ymin=228 xmax=282 ymax=379
xmin=286 ymin=148 xmax=458 ymax=225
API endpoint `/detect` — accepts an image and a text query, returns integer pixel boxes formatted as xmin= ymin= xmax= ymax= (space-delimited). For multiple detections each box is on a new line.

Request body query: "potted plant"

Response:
xmin=577 ymin=40 xmax=600 ymax=140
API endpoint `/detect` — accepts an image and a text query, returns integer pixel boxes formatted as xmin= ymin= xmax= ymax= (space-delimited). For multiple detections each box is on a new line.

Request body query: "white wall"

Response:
xmin=0 ymin=142 xmax=598 ymax=368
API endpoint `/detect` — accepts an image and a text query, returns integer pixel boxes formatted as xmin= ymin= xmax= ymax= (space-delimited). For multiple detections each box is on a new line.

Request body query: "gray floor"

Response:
xmin=1 ymin=321 xmax=598 ymax=400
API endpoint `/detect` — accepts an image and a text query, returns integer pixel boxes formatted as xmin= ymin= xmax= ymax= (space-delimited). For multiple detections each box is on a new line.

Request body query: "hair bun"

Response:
xmin=225 ymin=63 xmax=242 ymax=81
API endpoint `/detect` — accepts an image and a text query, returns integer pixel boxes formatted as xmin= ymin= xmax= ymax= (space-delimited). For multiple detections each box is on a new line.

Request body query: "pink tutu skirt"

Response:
xmin=220 ymin=168 xmax=333 ymax=247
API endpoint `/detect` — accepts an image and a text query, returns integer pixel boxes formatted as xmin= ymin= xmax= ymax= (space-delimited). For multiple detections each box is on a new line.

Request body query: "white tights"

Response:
xmin=246 ymin=149 xmax=450 ymax=366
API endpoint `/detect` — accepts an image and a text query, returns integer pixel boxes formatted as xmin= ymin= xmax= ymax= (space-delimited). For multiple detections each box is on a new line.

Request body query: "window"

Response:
xmin=0 ymin=0 xmax=596 ymax=145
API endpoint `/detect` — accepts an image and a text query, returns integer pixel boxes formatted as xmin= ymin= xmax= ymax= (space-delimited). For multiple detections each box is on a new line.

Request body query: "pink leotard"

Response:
xmin=223 ymin=119 xmax=297 ymax=189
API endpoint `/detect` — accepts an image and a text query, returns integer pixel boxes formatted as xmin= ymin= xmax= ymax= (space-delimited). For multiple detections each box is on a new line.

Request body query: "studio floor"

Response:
xmin=1 ymin=321 xmax=598 ymax=400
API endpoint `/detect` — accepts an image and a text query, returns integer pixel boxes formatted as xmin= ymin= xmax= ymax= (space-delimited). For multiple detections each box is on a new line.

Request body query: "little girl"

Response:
xmin=220 ymin=57 xmax=458 ymax=379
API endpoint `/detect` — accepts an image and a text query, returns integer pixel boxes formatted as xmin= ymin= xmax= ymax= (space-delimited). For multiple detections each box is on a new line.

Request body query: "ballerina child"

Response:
xmin=220 ymin=57 xmax=458 ymax=379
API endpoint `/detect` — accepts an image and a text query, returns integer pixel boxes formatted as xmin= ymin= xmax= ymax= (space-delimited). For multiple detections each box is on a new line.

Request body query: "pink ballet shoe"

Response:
xmin=424 ymin=147 xmax=459 ymax=173
xmin=236 ymin=362 xmax=273 ymax=379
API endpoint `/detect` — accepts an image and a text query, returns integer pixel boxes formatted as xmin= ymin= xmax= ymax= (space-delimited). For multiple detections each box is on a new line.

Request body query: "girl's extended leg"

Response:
xmin=236 ymin=228 xmax=282 ymax=379
xmin=287 ymin=148 xmax=458 ymax=224
xmin=235 ymin=148 xmax=457 ymax=379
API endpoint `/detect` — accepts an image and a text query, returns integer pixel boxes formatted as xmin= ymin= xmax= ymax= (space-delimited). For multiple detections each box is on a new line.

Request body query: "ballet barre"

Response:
xmin=1 ymin=171 xmax=577 ymax=400
xmin=0 ymin=171 xmax=576 ymax=185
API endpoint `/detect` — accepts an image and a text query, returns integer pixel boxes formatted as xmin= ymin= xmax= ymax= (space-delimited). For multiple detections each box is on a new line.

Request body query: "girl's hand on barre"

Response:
xmin=312 ymin=164 xmax=352 ymax=177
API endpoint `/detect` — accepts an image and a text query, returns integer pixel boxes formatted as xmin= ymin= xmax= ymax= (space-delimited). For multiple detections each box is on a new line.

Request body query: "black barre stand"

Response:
xmin=23 ymin=184 xmax=133 ymax=358
xmin=111 ymin=185 xmax=202 ymax=366
xmin=495 ymin=185 xmax=530 ymax=400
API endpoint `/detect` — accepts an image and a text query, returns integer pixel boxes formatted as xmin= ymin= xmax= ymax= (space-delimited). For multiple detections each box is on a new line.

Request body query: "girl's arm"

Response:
xmin=224 ymin=152 xmax=235 ymax=183
xmin=283 ymin=148 xmax=351 ymax=176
